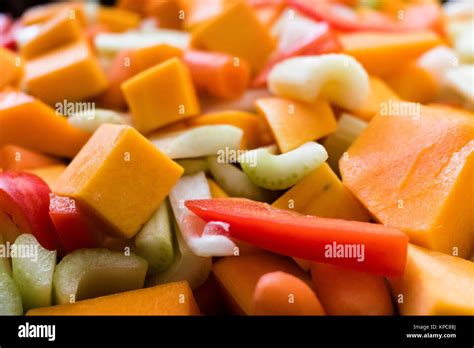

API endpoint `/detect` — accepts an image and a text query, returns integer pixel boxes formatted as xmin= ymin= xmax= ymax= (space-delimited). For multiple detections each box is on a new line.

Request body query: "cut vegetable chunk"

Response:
xmin=0 ymin=145 xmax=62 ymax=171
xmin=191 ymin=0 xmax=275 ymax=72
xmin=255 ymin=98 xmax=337 ymax=153
xmin=24 ymin=40 xmax=108 ymax=105
xmin=0 ymin=90 xmax=90 ymax=158
xmin=12 ymin=234 xmax=56 ymax=311
xmin=253 ymin=271 xmax=325 ymax=316
xmin=53 ymin=248 xmax=147 ymax=305
xmin=122 ymin=57 xmax=200 ymax=134
xmin=186 ymin=198 xmax=408 ymax=276
xmin=0 ymin=272 xmax=23 ymax=315
xmin=68 ymin=108 xmax=126 ymax=133
xmin=213 ymin=252 xmax=312 ymax=315
xmin=389 ymin=245 xmax=474 ymax=315
xmin=0 ymin=233 xmax=11 ymax=275
xmin=268 ymin=54 xmax=369 ymax=110
xmin=0 ymin=47 xmax=22 ymax=88
xmin=25 ymin=165 xmax=66 ymax=188
xmin=53 ymin=124 xmax=183 ymax=239
xmin=135 ymin=201 xmax=175 ymax=274
xmin=340 ymin=104 xmax=474 ymax=257
xmin=240 ymin=142 xmax=328 ymax=190
xmin=272 ymin=163 xmax=370 ymax=222
xmin=28 ymin=281 xmax=199 ymax=315
xmin=339 ymin=31 xmax=442 ymax=76
xmin=149 ymin=125 xmax=243 ymax=159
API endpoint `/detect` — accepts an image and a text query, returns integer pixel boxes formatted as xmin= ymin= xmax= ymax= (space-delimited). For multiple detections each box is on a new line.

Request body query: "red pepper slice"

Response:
xmin=185 ymin=198 xmax=409 ymax=276
xmin=288 ymin=0 xmax=441 ymax=32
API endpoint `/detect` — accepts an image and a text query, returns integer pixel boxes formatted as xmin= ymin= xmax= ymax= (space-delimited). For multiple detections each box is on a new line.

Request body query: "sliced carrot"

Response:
xmin=339 ymin=31 xmax=443 ymax=76
xmin=351 ymin=77 xmax=400 ymax=121
xmin=187 ymin=111 xmax=261 ymax=149
xmin=256 ymin=97 xmax=337 ymax=153
xmin=253 ymin=271 xmax=325 ymax=315
xmin=0 ymin=90 xmax=90 ymax=158
xmin=311 ymin=263 xmax=394 ymax=315
xmin=27 ymin=281 xmax=200 ymax=315
xmin=183 ymin=50 xmax=250 ymax=99
xmin=0 ymin=145 xmax=62 ymax=171
xmin=212 ymin=252 xmax=311 ymax=315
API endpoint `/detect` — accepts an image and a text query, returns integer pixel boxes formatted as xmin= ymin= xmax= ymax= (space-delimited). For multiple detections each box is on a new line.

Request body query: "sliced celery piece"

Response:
xmin=175 ymin=159 xmax=209 ymax=175
xmin=135 ymin=201 xmax=174 ymax=274
xmin=53 ymin=249 xmax=148 ymax=304
xmin=207 ymin=156 xmax=271 ymax=201
xmin=12 ymin=234 xmax=56 ymax=311
xmin=240 ymin=142 xmax=328 ymax=190
xmin=0 ymin=273 xmax=23 ymax=315
xmin=68 ymin=108 xmax=127 ymax=133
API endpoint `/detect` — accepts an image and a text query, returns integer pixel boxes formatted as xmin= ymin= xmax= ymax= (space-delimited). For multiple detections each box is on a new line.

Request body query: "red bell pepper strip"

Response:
xmin=0 ymin=171 xmax=61 ymax=250
xmin=288 ymin=0 xmax=441 ymax=32
xmin=185 ymin=198 xmax=409 ymax=277
xmin=49 ymin=194 xmax=102 ymax=253
xmin=253 ymin=20 xmax=341 ymax=87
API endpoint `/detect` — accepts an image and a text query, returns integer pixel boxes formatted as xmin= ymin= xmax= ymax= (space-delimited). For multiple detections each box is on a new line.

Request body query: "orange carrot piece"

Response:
xmin=253 ymin=271 xmax=325 ymax=315
xmin=183 ymin=50 xmax=251 ymax=99
xmin=0 ymin=145 xmax=62 ymax=171
xmin=311 ymin=263 xmax=394 ymax=315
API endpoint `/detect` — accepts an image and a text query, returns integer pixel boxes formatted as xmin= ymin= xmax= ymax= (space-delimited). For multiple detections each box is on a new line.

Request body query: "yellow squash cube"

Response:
xmin=191 ymin=0 xmax=275 ymax=72
xmin=24 ymin=40 xmax=108 ymax=105
xmin=121 ymin=57 xmax=200 ymax=134
xmin=273 ymin=163 xmax=370 ymax=222
xmin=53 ymin=124 xmax=183 ymax=238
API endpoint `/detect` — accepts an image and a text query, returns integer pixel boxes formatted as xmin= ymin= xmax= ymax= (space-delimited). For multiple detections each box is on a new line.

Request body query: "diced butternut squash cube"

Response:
xmin=256 ymin=98 xmax=337 ymax=153
xmin=24 ymin=40 xmax=108 ymax=105
xmin=339 ymin=31 xmax=442 ymax=76
xmin=97 ymin=6 xmax=140 ymax=32
xmin=0 ymin=90 xmax=90 ymax=158
xmin=145 ymin=0 xmax=182 ymax=29
xmin=389 ymin=245 xmax=474 ymax=315
xmin=351 ymin=77 xmax=400 ymax=121
xmin=385 ymin=62 xmax=439 ymax=104
xmin=20 ymin=10 xmax=83 ymax=59
xmin=0 ymin=145 xmax=61 ymax=171
xmin=21 ymin=3 xmax=87 ymax=26
xmin=25 ymin=164 xmax=67 ymax=188
xmin=0 ymin=48 xmax=22 ymax=88
xmin=27 ymin=281 xmax=200 ymax=315
xmin=212 ymin=252 xmax=312 ymax=315
xmin=273 ymin=163 xmax=370 ymax=222
xmin=187 ymin=111 xmax=261 ymax=149
xmin=191 ymin=0 xmax=275 ymax=72
xmin=53 ymin=124 xmax=183 ymax=238
xmin=340 ymin=104 xmax=474 ymax=258
xmin=121 ymin=57 xmax=200 ymax=134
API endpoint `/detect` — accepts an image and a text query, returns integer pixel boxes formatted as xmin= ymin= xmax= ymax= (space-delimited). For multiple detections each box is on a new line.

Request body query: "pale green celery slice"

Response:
xmin=0 ymin=233 xmax=11 ymax=275
xmin=12 ymin=234 xmax=56 ymax=311
xmin=149 ymin=125 xmax=243 ymax=159
xmin=135 ymin=201 xmax=174 ymax=274
xmin=323 ymin=113 xmax=368 ymax=174
xmin=53 ymin=249 xmax=148 ymax=304
xmin=207 ymin=156 xmax=271 ymax=201
xmin=240 ymin=142 xmax=328 ymax=190
xmin=0 ymin=272 xmax=23 ymax=315
xmin=68 ymin=108 xmax=127 ymax=133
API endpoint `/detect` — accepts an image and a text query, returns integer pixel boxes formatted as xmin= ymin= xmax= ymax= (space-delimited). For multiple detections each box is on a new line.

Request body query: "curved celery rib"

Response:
xmin=268 ymin=54 xmax=370 ymax=110
xmin=68 ymin=108 xmax=126 ymax=133
xmin=240 ymin=142 xmax=328 ymax=190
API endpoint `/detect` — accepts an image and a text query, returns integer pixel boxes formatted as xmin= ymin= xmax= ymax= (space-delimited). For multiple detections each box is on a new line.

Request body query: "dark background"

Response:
xmin=1 ymin=0 xmax=115 ymax=18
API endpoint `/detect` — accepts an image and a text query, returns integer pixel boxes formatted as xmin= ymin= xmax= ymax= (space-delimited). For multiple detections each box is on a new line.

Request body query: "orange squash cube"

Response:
xmin=121 ymin=57 xmax=200 ymax=134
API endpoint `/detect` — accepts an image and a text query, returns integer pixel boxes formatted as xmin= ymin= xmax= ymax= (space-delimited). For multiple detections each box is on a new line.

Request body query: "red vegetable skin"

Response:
xmin=49 ymin=194 xmax=102 ymax=253
xmin=185 ymin=198 xmax=409 ymax=277
xmin=288 ymin=0 xmax=441 ymax=33
xmin=0 ymin=171 xmax=60 ymax=250
xmin=253 ymin=21 xmax=341 ymax=87
xmin=0 ymin=16 xmax=17 ymax=50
